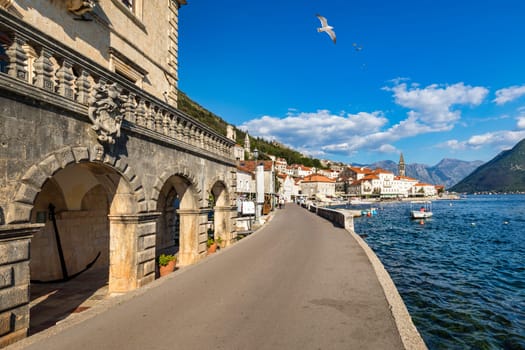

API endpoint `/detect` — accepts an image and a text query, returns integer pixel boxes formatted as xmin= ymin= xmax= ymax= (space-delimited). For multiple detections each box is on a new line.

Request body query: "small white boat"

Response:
xmin=410 ymin=201 xmax=433 ymax=219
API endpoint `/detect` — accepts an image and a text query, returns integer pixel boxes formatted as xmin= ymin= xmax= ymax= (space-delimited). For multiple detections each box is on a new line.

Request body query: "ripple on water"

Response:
xmin=349 ymin=195 xmax=525 ymax=350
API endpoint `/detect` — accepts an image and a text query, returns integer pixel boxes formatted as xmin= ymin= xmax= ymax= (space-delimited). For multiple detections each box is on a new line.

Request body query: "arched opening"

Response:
xmin=28 ymin=162 xmax=135 ymax=334
xmin=210 ymin=181 xmax=231 ymax=247
xmin=156 ymin=174 xmax=198 ymax=269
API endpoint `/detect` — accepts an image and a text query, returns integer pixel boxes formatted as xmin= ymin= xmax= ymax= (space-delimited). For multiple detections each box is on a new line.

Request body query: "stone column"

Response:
xmin=0 ymin=224 xmax=43 ymax=348
xmin=213 ymin=206 xmax=237 ymax=247
xmin=107 ymin=213 xmax=160 ymax=294
xmin=177 ymin=209 xmax=208 ymax=266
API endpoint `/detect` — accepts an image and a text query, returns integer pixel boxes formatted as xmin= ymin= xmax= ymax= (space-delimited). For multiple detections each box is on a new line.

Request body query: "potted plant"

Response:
xmin=216 ymin=236 xmax=225 ymax=248
xmin=158 ymin=253 xmax=176 ymax=277
xmin=207 ymin=237 xmax=217 ymax=254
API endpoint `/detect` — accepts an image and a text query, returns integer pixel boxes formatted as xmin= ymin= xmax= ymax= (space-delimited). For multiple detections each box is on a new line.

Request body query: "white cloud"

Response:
xmin=240 ymin=81 xmax=490 ymax=160
xmin=384 ymin=82 xmax=488 ymax=130
xmin=443 ymin=139 xmax=467 ymax=151
xmin=376 ymin=144 xmax=398 ymax=153
xmin=441 ymin=130 xmax=525 ymax=151
xmin=493 ymin=85 xmax=525 ymax=105
xmin=517 ymin=116 xmax=525 ymax=129
xmin=239 ymin=110 xmax=388 ymax=151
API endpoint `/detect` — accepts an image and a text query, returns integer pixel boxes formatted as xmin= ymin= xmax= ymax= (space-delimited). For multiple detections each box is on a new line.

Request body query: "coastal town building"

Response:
xmin=233 ymin=143 xmax=245 ymax=162
xmin=291 ymin=164 xmax=315 ymax=178
xmin=394 ymin=176 xmax=419 ymax=197
xmin=411 ymin=183 xmax=438 ymax=197
xmin=300 ymin=174 xmax=336 ymax=200
xmin=318 ymin=168 xmax=340 ymax=179
xmin=276 ymin=173 xmax=295 ymax=202
xmin=274 ymin=157 xmax=288 ymax=173
xmin=236 ymin=164 xmax=255 ymax=196
xmin=236 ymin=160 xmax=276 ymax=214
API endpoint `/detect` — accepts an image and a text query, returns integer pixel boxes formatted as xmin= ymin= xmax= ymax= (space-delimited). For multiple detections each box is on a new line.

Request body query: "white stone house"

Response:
xmin=233 ymin=144 xmax=245 ymax=162
xmin=300 ymin=174 xmax=336 ymax=199
xmin=292 ymin=164 xmax=315 ymax=178
xmin=277 ymin=174 xmax=294 ymax=202
xmin=237 ymin=160 xmax=276 ymax=212
xmin=394 ymin=176 xmax=419 ymax=197
xmin=319 ymin=169 xmax=340 ymax=179
xmin=411 ymin=183 xmax=438 ymax=197
xmin=348 ymin=174 xmax=380 ymax=197
xmin=373 ymin=169 xmax=397 ymax=198
xmin=275 ymin=158 xmax=288 ymax=173
xmin=236 ymin=165 xmax=255 ymax=197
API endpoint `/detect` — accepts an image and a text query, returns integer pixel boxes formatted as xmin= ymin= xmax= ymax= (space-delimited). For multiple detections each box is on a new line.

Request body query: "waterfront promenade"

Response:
xmin=8 ymin=204 xmax=418 ymax=350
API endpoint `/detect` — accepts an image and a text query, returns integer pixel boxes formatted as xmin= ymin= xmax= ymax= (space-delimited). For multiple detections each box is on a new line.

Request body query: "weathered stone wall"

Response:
xmin=6 ymin=0 xmax=181 ymax=103
xmin=0 ymin=91 xmax=236 ymax=220
xmin=0 ymin=224 xmax=41 ymax=348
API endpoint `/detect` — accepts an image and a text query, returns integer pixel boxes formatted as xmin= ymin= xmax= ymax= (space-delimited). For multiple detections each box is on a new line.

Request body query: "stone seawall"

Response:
xmin=307 ymin=205 xmax=355 ymax=232
xmin=306 ymin=204 xmax=428 ymax=350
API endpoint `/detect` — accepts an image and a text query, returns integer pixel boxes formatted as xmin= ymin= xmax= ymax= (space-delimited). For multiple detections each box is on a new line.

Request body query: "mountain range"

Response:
xmin=450 ymin=138 xmax=525 ymax=193
xmin=358 ymin=159 xmax=484 ymax=189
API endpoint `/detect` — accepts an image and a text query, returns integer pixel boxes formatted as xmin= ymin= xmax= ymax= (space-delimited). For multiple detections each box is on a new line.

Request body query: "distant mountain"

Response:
xmin=359 ymin=158 xmax=484 ymax=189
xmin=450 ymin=139 xmax=525 ymax=193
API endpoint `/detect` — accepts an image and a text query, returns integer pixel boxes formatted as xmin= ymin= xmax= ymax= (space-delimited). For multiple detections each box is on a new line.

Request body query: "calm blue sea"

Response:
xmin=343 ymin=195 xmax=525 ymax=350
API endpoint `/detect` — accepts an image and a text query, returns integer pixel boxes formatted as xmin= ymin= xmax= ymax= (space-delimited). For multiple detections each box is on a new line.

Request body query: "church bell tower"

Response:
xmin=398 ymin=153 xmax=406 ymax=177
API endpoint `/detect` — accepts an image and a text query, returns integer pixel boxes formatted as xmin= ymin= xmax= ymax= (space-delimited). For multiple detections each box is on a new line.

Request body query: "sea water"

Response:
xmin=346 ymin=195 xmax=525 ymax=350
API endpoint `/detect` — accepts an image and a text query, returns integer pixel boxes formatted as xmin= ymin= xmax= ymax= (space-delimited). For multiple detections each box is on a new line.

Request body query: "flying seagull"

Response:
xmin=316 ymin=14 xmax=336 ymax=44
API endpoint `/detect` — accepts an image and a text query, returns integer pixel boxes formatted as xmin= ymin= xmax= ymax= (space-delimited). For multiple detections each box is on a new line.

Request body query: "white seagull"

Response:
xmin=316 ymin=14 xmax=336 ymax=44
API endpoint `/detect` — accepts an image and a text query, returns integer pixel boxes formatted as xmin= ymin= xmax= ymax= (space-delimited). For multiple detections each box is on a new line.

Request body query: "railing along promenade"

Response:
xmin=0 ymin=10 xmax=235 ymax=162
xmin=303 ymin=202 xmax=428 ymax=350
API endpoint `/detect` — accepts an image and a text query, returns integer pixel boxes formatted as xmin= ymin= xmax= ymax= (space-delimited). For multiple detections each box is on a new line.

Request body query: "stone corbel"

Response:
xmin=67 ymin=0 xmax=97 ymax=16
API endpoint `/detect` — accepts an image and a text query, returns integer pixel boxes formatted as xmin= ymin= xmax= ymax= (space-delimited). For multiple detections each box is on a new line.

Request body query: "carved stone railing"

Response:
xmin=0 ymin=10 xmax=235 ymax=162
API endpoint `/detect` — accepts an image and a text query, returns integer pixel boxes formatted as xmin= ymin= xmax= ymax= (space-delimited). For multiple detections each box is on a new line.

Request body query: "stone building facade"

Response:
xmin=0 ymin=1 xmax=239 ymax=346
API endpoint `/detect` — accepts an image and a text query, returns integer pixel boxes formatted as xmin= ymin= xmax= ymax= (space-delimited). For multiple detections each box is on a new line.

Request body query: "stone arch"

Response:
xmin=6 ymin=145 xmax=146 ymax=224
xmin=152 ymin=166 xmax=203 ymax=267
xmin=208 ymin=176 xmax=234 ymax=247
xmin=6 ymin=145 xmax=154 ymax=304
xmin=151 ymin=165 xmax=203 ymax=208
xmin=208 ymin=175 xmax=231 ymax=206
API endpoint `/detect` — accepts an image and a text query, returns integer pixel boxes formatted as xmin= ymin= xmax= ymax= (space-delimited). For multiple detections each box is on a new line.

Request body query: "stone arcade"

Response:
xmin=0 ymin=1 xmax=238 ymax=346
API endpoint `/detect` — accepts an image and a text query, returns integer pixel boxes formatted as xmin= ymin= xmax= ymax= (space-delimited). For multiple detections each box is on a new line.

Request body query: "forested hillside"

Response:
xmin=178 ymin=91 xmax=324 ymax=168
xmin=450 ymin=139 xmax=525 ymax=193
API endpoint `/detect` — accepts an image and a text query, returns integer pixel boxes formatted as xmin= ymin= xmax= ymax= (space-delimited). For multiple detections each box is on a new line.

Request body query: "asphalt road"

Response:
xmin=12 ymin=204 xmax=404 ymax=350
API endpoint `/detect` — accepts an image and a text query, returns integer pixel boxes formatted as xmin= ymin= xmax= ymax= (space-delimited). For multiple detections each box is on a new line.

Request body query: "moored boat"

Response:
xmin=410 ymin=200 xmax=433 ymax=219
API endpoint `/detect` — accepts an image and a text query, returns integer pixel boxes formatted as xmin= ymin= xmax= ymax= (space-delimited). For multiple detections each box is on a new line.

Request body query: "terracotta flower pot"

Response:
xmin=159 ymin=259 xmax=176 ymax=277
xmin=207 ymin=243 xmax=217 ymax=254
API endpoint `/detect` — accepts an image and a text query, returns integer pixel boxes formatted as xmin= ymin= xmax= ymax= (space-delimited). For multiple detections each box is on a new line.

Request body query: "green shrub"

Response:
xmin=158 ymin=253 xmax=176 ymax=266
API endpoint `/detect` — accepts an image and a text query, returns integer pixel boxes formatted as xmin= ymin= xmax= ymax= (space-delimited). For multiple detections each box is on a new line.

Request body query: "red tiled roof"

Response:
xmin=302 ymin=174 xmax=335 ymax=183
xmin=238 ymin=160 xmax=273 ymax=172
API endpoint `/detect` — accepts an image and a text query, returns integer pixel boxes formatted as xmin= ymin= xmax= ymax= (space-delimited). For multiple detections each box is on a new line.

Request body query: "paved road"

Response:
xmin=12 ymin=204 xmax=404 ymax=350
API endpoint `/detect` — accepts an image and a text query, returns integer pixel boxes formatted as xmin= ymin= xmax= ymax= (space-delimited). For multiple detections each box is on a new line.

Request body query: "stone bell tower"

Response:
xmin=398 ymin=152 xmax=406 ymax=177
xmin=244 ymin=133 xmax=251 ymax=154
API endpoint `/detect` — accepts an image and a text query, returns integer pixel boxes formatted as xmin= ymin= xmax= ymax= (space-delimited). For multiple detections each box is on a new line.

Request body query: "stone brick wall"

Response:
xmin=7 ymin=0 xmax=179 ymax=103
xmin=0 ymin=224 xmax=41 ymax=348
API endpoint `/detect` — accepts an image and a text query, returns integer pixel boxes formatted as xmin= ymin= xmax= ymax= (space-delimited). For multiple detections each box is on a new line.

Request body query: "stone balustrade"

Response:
xmin=0 ymin=10 xmax=234 ymax=160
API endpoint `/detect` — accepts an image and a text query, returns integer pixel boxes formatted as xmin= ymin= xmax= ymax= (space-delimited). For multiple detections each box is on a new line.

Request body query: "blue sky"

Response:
xmin=177 ymin=0 xmax=525 ymax=165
